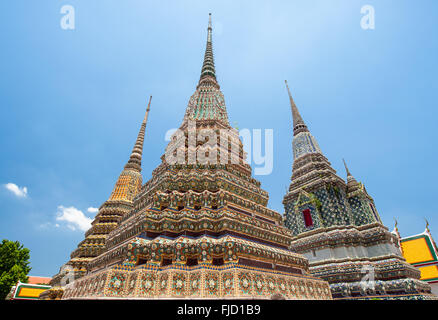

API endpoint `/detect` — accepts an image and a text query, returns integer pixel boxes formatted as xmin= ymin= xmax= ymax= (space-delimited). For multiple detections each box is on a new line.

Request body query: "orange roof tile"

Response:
xmin=27 ymin=276 xmax=51 ymax=285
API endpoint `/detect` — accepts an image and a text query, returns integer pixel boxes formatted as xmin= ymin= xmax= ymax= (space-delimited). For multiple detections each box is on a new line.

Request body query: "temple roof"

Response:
xmin=11 ymin=281 xmax=51 ymax=300
xmin=28 ymin=276 xmax=51 ymax=285
xmin=400 ymin=223 xmax=438 ymax=282
xmin=401 ymin=228 xmax=438 ymax=266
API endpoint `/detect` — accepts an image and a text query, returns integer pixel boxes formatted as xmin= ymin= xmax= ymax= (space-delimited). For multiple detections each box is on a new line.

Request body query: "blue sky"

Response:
xmin=1 ymin=1 xmax=437 ymax=276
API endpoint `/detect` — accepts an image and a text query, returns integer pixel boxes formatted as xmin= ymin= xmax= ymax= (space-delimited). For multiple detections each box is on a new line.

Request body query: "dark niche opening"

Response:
xmin=178 ymin=206 xmax=184 ymax=211
xmin=186 ymin=258 xmax=198 ymax=266
xmin=161 ymin=258 xmax=172 ymax=267
xmin=212 ymin=257 xmax=224 ymax=266
xmin=136 ymin=257 xmax=148 ymax=266
xmin=194 ymin=205 xmax=201 ymax=211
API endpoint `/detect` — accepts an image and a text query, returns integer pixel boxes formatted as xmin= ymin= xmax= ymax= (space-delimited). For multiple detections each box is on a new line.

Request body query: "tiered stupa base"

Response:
xmin=62 ymin=235 xmax=331 ymax=300
xmin=290 ymin=224 xmax=437 ymax=300
xmin=62 ymin=263 xmax=331 ymax=299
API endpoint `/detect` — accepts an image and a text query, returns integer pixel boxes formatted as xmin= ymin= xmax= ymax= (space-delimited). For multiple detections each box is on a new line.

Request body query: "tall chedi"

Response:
xmin=56 ymin=14 xmax=331 ymax=300
xmin=49 ymin=96 xmax=153 ymax=289
xmin=282 ymin=81 xmax=436 ymax=299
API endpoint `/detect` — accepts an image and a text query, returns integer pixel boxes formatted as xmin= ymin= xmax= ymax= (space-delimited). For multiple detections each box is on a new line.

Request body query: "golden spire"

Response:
xmin=125 ymin=95 xmax=152 ymax=171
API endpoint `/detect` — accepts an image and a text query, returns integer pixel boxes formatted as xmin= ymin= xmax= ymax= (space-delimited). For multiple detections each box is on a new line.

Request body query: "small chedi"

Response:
xmin=43 ymin=14 xmax=331 ymax=300
xmin=282 ymin=81 xmax=436 ymax=299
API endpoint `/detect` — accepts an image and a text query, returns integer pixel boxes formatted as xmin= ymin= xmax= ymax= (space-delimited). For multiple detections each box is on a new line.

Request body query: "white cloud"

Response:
xmin=56 ymin=206 xmax=92 ymax=232
xmin=87 ymin=207 xmax=99 ymax=214
xmin=4 ymin=183 xmax=28 ymax=198
xmin=37 ymin=222 xmax=52 ymax=230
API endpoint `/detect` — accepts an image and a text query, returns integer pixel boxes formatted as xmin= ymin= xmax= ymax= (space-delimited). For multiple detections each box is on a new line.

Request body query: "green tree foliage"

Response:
xmin=0 ymin=239 xmax=31 ymax=299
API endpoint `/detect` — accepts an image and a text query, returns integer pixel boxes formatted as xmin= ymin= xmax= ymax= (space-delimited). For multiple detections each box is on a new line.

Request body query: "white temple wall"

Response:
xmin=303 ymin=247 xmax=332 ymax=262
xmin=430 ymin=283 xmax=438 ymax=296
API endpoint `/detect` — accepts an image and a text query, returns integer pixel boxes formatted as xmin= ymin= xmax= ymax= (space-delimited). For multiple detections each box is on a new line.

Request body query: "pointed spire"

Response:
xmin=198 ymin=13 xmax=218 ymax=88
xmin=284 ymin=80 xmax=308 ymax=136
xmin=183 ymin=14 xmax=229 ymax=124
xmin=392 ymin=218 xmax=400 ymax=235
xmin=343 ymin=158 xmax=352 ymax=177
xmin=423 ymin=218 xmax=438 ymax=253
xmin=343 ymin=158 xmax=361 ymax=193
xmin=425 ymin=218 xmax=430 ymax=233
xmin=125 ymin=96 xmax=152 ymax=171
xmin=391 ymin=218 xmax=402 ymax=252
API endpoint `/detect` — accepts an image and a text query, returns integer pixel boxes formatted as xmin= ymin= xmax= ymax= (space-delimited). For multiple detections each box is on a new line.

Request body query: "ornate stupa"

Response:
xmin=46 ymin=96 xmax=152 ymax=296
xmin=47 ymin=15 xmax=331 ymax=300
xmin=282 ymin=80 xmax=436 ymax=299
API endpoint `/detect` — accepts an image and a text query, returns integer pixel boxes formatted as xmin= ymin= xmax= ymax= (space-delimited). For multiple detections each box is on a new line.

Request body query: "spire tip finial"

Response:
xmin=146 ymin=95 xmax=152 ymax=112
xmin=392 ymin=217 xmax=401 ymax=239
xmin=343 ymin=158 xmax=351 ymax=176
xmin=198 ymin=12 xmax=217 ymax=85
xmin=126 ymin=96 xmax=152 ymax=171
xmin=284 ymin=80 xmax=292 ymax=100
xmin=284 ymin=79 xmax=308 ymax=136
